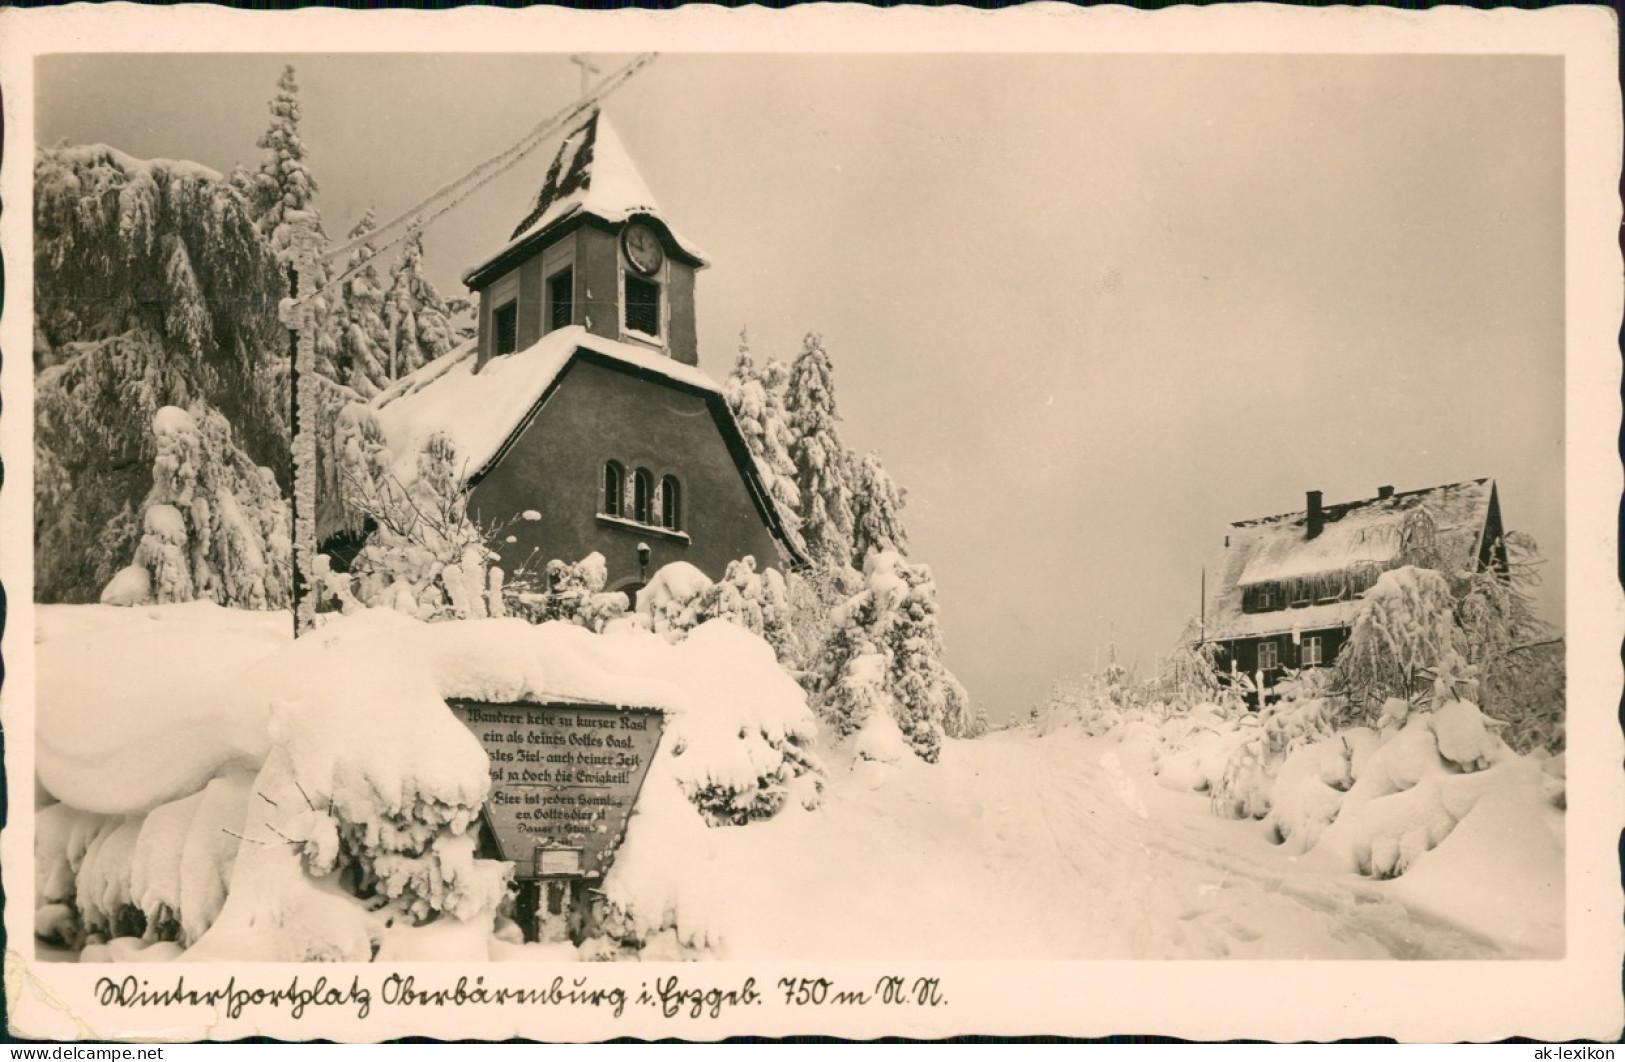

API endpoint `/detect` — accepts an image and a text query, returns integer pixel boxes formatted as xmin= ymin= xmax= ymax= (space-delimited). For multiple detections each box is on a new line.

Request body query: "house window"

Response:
xmin=602 ymin=461 xmax=624 ymax=517
xmin=1290 ymin=578 xmax=1312 ymax=607
xmin=1254 ymin=584 xmax=1275 ymax=611
xmin=1302 ymin=636 xmax=1324 ymax=667
xmin=1257 ymin=641 xmax=1279 ymax=670
xmin=625 ymin=276 xmax=661 ymax=337
xmin=548 ymin=269 xmax=573 ymax=331
xmin=633 ymin=468 xmax=654 ymax=524
xmin=660 ymin=476 xmax=681 ymax=531
xmin=493 ymin=300 xmax=519 ymax=356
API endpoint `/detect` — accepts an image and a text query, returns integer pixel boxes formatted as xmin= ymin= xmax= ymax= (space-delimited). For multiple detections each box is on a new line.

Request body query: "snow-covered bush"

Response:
xmin=658 ymin=621 xmax=825 ymax=827
xmin=506 ymin=551 xmax=627 ymax=632
xmin=1288 ymin=701 xmax=1524 ymax=881
xmin=1338 ymin=548 xmax=1564 ymax=755
xmin=636 ymin=561 xmax=714 ymax=641
xmin=186 ymin=614 xmax=514 ymax=961
xmin=631 ymin=558 xmax=792 ymax=660
xmin=101 ymin=406 xmax=292 ymax=610
xmin=1209 ymin=692 xmax=1338 ymax=820
xmin=697 ymin=557 xmax=793 ymax=658
xmin=1336 ymin=566 xmax=1467 ymax=720
xmin=330 ymin=429 xmax=500 ymax=621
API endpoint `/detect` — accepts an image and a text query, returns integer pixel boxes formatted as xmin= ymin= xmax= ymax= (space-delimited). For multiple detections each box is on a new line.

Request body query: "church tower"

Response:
xmin=462 ymin=111 xmax=708 ymax=371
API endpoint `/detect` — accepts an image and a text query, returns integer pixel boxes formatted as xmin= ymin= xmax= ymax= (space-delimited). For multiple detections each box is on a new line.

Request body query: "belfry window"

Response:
xmin=548 ymin=269 xmax=573 ymax=332
xmin=633 ymin=468 xmax=654 ymax=524
xmin=660 ymin=476 xmax=681 ymax=531
xmin=602 ymin=461 xmax=625 ymax=517
xmin=625 ymin=276 xmax=661 ymax=337
xmin=493 ymin=300 xmax=519 ymax=356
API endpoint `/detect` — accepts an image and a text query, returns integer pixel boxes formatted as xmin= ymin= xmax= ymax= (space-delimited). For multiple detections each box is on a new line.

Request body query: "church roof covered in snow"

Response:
xmin=371 ymin=326 xmax=805 ymax=563
xmin=1202 ymin=479 xmax=1500 ymax=641
xmin=462 ymin=110 xmax=707 ymax=289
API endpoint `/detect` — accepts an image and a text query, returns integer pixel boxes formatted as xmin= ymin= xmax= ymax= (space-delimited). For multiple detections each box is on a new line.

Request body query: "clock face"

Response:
xmin=622 ymin=223 xmax=665 ymax=276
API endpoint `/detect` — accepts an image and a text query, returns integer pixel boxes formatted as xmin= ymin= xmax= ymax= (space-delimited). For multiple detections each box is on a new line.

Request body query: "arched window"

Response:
xmin=633 ymin=468 xmax=654 ymax=525
xmin=603 ymin=461 xmax=624 ymax=517
xmin=660 ymin=476 xmax=681 ymax=531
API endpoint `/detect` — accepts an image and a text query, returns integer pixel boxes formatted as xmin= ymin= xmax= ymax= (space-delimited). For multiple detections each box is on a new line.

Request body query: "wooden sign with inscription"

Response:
xmin=447 ymin=700 xmax=665 ymax=880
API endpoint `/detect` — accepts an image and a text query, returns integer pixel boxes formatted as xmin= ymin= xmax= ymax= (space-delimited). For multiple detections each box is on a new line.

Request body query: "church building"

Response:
xmin=373 ymin=110 xmax=804 ymax=601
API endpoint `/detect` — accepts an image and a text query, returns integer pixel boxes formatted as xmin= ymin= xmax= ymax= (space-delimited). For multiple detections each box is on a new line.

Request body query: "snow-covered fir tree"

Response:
xmin=101 ymin=406 xmax=292 ymax=610
xmin=724 ymin=329 xmax=802 ymax=542
xmin=849 ymin=450 xmax=909 ymax=567
xmin=783 ymin=332 xmax=857 ymax=568
xmin=878 ymin=554 xmax=966 ymax=760
xmin=333 ymin=210 xmax=393 ymax=397
xmin=811 ymin=550 xmax=969 ymax=762
xmin=34 ymin=144 xmax=290 ymax=604
xmin=383 ymin=230 xmax=457 ymax=379
xmin=445 ymin=296 xmax=479 ymax=345
xmin=250 ymin=65 xmax=319 ymax=261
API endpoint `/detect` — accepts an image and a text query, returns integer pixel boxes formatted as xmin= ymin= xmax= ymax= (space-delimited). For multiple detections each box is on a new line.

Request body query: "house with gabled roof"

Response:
xmin=1200 ymin=479 xmax=1507 ymax=703
xmin=372 ymin=110 xmax=804 ymax=602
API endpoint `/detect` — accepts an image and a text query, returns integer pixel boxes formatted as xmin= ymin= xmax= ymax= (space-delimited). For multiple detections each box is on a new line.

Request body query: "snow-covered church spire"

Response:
xmin=463 ymin=109 xmax=709 ymax=371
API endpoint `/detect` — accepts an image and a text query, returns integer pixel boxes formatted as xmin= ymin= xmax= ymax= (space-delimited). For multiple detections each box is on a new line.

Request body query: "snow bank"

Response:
xmin=36 ymin=603 xmax=288 ymax=813
xmin=41 ymin=599 xmax=824 ymax=960
xmin=1038 ymin=684 xmax=1563 ymax=954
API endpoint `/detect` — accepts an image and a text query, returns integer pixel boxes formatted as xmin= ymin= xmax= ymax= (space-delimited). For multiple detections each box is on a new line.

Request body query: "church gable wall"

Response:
xmin=468 ymin=358 xmax=784 ymax=592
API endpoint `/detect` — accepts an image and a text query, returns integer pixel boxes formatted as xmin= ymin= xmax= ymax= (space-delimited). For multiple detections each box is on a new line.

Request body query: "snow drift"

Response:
xmin=36 ymin=601 xmax=823 ymax=960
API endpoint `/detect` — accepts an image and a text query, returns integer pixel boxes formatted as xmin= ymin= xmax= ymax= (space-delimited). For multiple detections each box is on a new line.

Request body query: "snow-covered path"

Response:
xmin=716 ymin=728 xmax=1517 ymax=960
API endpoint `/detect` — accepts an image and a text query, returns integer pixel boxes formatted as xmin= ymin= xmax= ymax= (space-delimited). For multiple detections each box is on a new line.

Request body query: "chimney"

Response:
xmin=1377 ymin=485 xmax=1395 ymax=500
xmin=1306 ymin=490 xmax=1324 ymax=539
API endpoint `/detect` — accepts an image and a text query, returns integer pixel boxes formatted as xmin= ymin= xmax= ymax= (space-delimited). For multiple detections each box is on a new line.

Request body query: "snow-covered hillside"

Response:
xmin=32 ymin=603 xmax=1559 ymax=963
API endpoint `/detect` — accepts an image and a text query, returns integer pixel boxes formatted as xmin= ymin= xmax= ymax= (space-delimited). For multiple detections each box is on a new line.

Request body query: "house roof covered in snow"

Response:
xmin=462 ymin=111 xmax=708 ymax=289
xmin=372 ymin=326 xmax=806 ymax=565
xmin=1202 ymin=479 xmax=1500 ymax=642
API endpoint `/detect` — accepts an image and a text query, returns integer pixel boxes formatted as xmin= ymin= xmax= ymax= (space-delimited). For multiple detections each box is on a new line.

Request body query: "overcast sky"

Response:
xmin=37 ymin=53 xmax=1566 ymax=722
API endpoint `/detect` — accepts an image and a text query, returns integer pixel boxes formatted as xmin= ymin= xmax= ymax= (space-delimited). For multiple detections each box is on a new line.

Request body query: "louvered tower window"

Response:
xmin=493 ymin=301 xmax=518 ymax=356
xmin=625 ymin=276 xmax=661 ymax=337
xmin=548 ymin=269 xmax=573 ymax=331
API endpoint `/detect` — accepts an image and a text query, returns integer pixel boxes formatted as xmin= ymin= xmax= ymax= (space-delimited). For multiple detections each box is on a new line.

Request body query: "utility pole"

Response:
xmin=283 ymin=211 xmax=319 ymax=637
xmin=1200 ymin=566 xmax=1206 ymax=642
